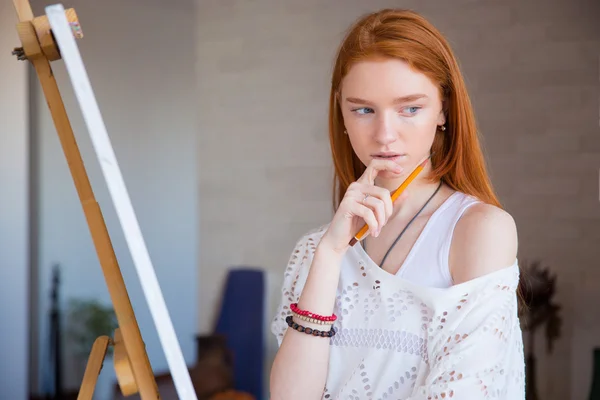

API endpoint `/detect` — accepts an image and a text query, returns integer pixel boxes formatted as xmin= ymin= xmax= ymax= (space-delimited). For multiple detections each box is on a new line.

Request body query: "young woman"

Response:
xmin=270 ymin=9 xmax=524 ymax=400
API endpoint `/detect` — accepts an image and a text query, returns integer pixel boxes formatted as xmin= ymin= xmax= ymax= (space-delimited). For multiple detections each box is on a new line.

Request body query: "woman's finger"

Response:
xmin=347 ymin=201 xmax=379 ymax=237
xmin=362 ymin=194 xmax=386 ymax=230
xmin=357 ymin=159 xmax=403 ymax=185
xmin=351 ymin=183 xmax=393 ymax=222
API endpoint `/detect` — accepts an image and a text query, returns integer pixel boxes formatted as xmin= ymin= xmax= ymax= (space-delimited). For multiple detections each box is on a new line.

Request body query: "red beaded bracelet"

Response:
xmin=290 ymin=303 xmax=337 ymax=322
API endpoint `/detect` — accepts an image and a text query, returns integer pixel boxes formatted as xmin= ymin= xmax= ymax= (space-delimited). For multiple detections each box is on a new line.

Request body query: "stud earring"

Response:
xmin=439 ymin=125 xmax=446 ymax=131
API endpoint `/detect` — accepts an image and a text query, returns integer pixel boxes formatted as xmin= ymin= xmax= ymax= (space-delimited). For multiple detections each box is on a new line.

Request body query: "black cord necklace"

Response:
xmin=364 ymin=181 xmax=443 ymax=268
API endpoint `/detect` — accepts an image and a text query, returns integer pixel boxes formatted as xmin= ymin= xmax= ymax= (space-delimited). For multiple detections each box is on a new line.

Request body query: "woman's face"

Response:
xmin=339 ymin=58 xmax=446 ymax=186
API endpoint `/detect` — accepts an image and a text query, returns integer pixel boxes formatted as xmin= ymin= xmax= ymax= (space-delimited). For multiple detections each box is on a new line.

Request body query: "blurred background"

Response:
xmin=1 ymin=0 xmax=598 ymax=399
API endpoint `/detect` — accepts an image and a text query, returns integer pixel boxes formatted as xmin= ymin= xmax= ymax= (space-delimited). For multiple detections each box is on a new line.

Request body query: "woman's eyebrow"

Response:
xmin=345 ymin=94 xmax=429 ymax=105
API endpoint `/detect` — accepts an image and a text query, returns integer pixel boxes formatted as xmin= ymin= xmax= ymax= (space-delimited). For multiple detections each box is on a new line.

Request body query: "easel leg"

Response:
xmin=77 ymin=336 xmax=111 ymax=400
xmin=10 ymin=2 xmax=161 ymax=399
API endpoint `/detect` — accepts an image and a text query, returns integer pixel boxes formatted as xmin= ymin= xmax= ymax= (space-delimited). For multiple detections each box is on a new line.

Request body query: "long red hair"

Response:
xmin=329 ymin=9 xmax=500 ymax=210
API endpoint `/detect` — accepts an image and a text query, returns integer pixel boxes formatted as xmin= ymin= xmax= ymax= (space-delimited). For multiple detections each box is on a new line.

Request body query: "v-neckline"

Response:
xmin=354 ymin=191 xmax=459 ymax=278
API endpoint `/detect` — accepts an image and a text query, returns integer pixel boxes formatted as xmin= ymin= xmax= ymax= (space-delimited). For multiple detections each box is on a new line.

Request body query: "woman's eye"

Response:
xmin=352 ymin=107 xmax=374 ymax=115
xmin=402 ymin=106 xmax=421 ymax=115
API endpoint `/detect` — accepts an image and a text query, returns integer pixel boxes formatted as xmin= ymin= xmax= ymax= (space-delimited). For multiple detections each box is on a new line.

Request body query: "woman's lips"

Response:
xmin=372 ymin=153 xmax=405 ymax=162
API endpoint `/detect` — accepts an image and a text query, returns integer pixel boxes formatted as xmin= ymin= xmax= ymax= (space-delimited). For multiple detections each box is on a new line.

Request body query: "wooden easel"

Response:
xmin=10 ymin=1 xmax=164 ymax=398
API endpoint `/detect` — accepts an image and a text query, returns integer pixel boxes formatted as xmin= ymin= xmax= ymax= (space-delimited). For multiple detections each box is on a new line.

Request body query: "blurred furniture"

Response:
xmin=111 ymin=268 xmax=265 ymax=400
xmin=589 ymin=347 xmax=600 ymax=400
xmin=213 ymin=268 xmax=265 ymax=400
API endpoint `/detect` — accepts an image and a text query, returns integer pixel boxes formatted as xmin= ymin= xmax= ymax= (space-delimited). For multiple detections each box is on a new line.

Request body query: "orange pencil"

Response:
xmin=348 ymin=154 xmax=433 ymax=246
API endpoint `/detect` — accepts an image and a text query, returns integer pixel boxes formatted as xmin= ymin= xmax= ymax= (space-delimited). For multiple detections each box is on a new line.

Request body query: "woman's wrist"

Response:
xmin=294 ymin=240 xmax=344 ymax=318
xmin=316 ymin=235 xmax=349 ymax=259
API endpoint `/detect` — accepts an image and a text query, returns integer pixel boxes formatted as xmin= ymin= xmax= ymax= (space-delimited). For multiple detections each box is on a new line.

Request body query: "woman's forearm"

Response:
xmin=269 ymin=244 xmax=344 ymax=400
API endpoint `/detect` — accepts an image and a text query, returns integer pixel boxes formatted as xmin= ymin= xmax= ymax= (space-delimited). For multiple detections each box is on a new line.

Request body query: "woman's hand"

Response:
xmin=320 ymin=159 xmax=405 ymax=254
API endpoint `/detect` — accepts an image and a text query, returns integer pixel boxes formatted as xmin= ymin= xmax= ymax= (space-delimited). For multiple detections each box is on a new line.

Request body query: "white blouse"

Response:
xmin=271 ymin=225 xmax=526 ymax=399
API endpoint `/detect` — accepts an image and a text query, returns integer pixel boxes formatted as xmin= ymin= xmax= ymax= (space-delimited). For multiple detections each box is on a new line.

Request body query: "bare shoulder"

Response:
xmin=449 ymin=202 xmax=518 ymax=285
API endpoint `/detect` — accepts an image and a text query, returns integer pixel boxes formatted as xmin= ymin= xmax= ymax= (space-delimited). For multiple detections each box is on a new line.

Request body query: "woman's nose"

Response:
xmin=373 ymin=114 xmax=397 ymax=145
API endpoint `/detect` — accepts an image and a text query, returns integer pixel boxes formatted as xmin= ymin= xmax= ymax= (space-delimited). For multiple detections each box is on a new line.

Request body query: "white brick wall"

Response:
xmin=195 ymin=1 xmax=600 ymax=399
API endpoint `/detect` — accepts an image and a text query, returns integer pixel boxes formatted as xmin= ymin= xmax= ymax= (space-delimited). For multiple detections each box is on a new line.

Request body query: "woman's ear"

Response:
xmin=438 ymin=97 xmax=448 ymax=126
xmin=437 ymin=109 xmax=446 ymax=126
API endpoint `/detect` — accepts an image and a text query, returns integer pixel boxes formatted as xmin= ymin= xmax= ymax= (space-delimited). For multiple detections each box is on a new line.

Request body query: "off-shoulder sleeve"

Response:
xmin=408 ymin=267 xmax=526 ymax=399
xmin=270 ymin=232 xmax=319 ymax=347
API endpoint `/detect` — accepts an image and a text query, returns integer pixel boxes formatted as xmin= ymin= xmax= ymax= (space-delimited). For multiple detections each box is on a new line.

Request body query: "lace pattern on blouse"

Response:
xmin=271 ymin=226 xmax=525 ymax=400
